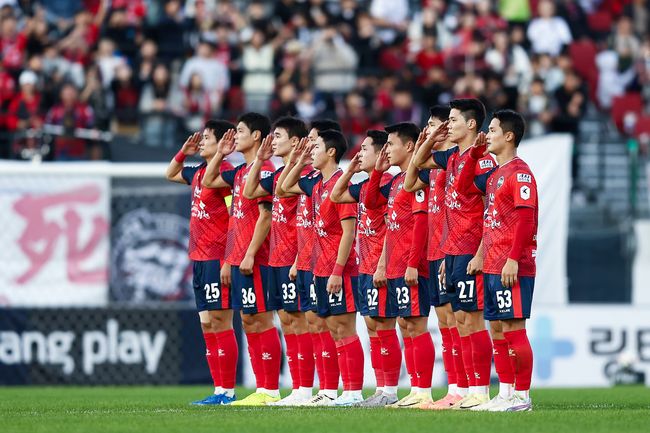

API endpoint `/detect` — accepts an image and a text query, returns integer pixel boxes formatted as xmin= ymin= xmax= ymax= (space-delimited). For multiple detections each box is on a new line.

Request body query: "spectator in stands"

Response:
xmin=151 ymin=0 xmax=186 ymax=65
xmin=182 ymin=72 xmax=212 ymax=133
xmin=45 ymin=83 xmax=95 ymax=160
xmin=242 ymin=28 xmax=275 ymax=112
xmin=624 ymin=0 xmax=649 ymax=37
xmin=521 ymin=77 xmax=552 ymax=137
xmin=139 ymin=63 xmax=177 ymax=147
xmin=551 ymin=71 xmax=587 ymax=136
xmin=311 ymin=26 xmax=358 ymax=94
xmin=179 ymin=39 xmax=229 ymax=115
xmin=527 ymin=0 xmax=573 ymax=57
xmin=96 ymin=38 xmax=125 ymax=89
xmin=0 ymin=14 xmax=27 ymax=75
xmin=80 ymin=65 xmax=110 ymax=131
xmin=596 ymin=50 xmax=636 ymax=109
xmin=111 ymin=64 xmax=140 ymax=128
xmin=369 ymin=0 xmax=409 ymax=44
xmin=7 ymin=70 xmax=42 ymax=157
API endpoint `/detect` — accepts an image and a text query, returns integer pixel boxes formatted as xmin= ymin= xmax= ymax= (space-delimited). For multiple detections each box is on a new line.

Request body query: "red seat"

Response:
xmin=569 ymin=40 xmax=599 ymax=103
xmin=611 ymin=93 xmax=643 ymax=132
xmin=634 ymin=115 xmax=650 ymax=139
xmin=588 ymin=11 xmax=613 ymax=33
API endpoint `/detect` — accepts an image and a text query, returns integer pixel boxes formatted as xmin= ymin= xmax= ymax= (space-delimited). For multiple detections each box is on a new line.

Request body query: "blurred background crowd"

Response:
xmin=0 ymin=0 xmax=649 ymax=162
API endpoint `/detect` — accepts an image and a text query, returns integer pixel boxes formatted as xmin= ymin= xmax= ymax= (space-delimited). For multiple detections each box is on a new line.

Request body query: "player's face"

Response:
xmin=311 ymin=136 xmax=328 ymax=170
xmin=486 ymin=118 xmax=507 ymax=154
xmin=235 ymin=121 xmax=255 ymax=152
xmin=308 ymin=128 xmax=319 ymax=145
xmin=448 ymin=108 xmax=470 ymax=142
xmin=386 ymin=132 xmax=409 ymax=166
xmin=199 ymin=128 xmax=217 ymax=158
xmin=427 ymin=116 xmax=442 ymax=130
xmin=272 ymin=127 xmax=292 ymax=157
xmin=359 ymin=137 xmax=379 ymax=172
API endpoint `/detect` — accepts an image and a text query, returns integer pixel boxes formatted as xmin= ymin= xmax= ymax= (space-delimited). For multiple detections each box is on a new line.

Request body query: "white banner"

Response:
xmin=0 ymin=175 xmax=110 ymax=307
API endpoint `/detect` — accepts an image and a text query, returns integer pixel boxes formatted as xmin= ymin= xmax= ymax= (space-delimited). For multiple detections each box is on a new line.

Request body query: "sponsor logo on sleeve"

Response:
xmin=520 ymin=185 xmax=531 ymax=200
xmin=479 ymin=159 xmax=494 ymax=170
xmin=415 ymin=189 xmax=425 ymax=203
xmin=517 ymin=173 xmax=532 ymax=183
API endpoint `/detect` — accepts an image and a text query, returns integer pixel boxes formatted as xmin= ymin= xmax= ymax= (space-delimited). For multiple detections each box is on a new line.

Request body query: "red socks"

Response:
xmin=337 ymin=335 xmax=364 ymax=391
xmin=504 ymin=329 xmax=533 ymax=391
xmin=439 ymin=327 xmax=457 ymax=385
xmin=214 ymin=329 xmax=238 ymax=389
xmin=284 ymin=333 xmax=300 ymax=390
xmin=377 ymin=329 xmax=402 ymax=386
xmin=493 ymin=338 xmax=515 ymax=385
xmin=258 ymin=328 xmax=282 ymax=390
xmin=369 ymin=336 xmax=384 ymax=388
xmin=296 ymin=332 xmax=315 ymax=388
xmin=470 ymin=330 xmax=493 ymax=387
xmin=203 ymin=332 xmax=221 ymax=387
xmin=310 ymin=333 xmax=325 ymax=388
xmin=450 ymin=327 xmax=468 ymax=388
xmin=413 ymin=332 xmax=435 ymax=389
xmin=460 ymin=335 xmax=476 ymax=387
xmin=245 ymin=332 xmax=265 ymax=389
xmin=318 ymin=331 xmax=340 ymax=390
xmin=403 ymin=336 xmax=416 ymax=388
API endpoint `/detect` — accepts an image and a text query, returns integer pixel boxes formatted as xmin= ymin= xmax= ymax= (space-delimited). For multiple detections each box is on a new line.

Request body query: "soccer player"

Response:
xmin=330 ymin=130 xmax=400 ymax=407
xmin=243 ymin=117 xmax=315 ymax=405
xmin=275 ymin=120 xmax=343 ymax=405
xmin=456 ymin=110 xmax=537 ymax=411
xmin=281 ymin=129 xmax=365 ymax=406
xmin=165 ymin=120 xmax=239 ymax=405
xmin=202 ymin=112 xmax=282 ymax=406
xmin=364 ymin=122 xmax=435 ymax=409
xmin=413 ymin=99 xmax=500 ymax=409
xmin=404 ymin=106 xmax=468 ymax=409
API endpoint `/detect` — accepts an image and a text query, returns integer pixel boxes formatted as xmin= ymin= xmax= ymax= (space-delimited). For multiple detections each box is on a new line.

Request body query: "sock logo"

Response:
xmin=321 ymin=351 xmax=330 ymax=358
xmin=474 ymin=372 xmax=481 ymax=379
xmin=380 ymin=348 xmax=389 ymax=356
xmin=297 ymin=353 xmax=304 ymax=360
xmin=287 ymin=355 xmax=293 ymax=362
xmin=206 ymin=349 xmax=211 ymax=356
xmin=262 ymin=352 xmax=272 ymax=361
xmin=452 ymin=348 xmax=458 ymax=356
xmin=508 ymin=348 xmax=516 ymax=357
xmin=218 ymin=349 xmax=225 ymax=357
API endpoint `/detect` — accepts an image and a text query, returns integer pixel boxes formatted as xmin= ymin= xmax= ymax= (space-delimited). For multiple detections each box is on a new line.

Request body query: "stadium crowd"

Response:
xmin=0 ymin=0 xmax=648 ymax=160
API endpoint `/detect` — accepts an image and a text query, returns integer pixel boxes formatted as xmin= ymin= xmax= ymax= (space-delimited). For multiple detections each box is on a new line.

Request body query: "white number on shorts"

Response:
xmin=496 ymin=290 xmax=512 ymax=309
xmin=458 ymin=281 xmax=475 ymax=299
xmin=396 ymin=286 xmax=410 ymax=305
xmin=282 ymin=282 xmax=297 ymax=300
xmin=367 ymin=288 xmax=379 ymax=307
xmin=309 ymin=283 xmax=317 ymax=302
xmin=328 ymin=291 xmax=343 ymax=304
xmin=204 ymin=283 xmax=220 ymax=300
xmin=242 ymin=287 xmax=256 ymax=305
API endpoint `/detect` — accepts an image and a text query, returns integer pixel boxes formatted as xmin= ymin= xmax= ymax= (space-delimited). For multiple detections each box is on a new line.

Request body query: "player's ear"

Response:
xmin=326 ymin=147 xmax=337 ymax=159
xmin=466 ymin=118 xmax=476 ymax=131
xmin=406 ymin=140 xmax=415 ymax=153
xmin=252 ymin=129 xmax=261 ymax=141
xmin=505 ymin=131 xmax=515 ymax=144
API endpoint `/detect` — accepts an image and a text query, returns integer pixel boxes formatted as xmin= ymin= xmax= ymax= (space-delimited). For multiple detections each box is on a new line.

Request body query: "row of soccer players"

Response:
xmin=166 ymin=98 xmax=537 ymax=411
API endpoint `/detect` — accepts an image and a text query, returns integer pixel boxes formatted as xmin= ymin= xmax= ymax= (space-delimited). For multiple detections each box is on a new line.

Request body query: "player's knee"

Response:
xmin=200 ymin=322 xmax=212 ymax=333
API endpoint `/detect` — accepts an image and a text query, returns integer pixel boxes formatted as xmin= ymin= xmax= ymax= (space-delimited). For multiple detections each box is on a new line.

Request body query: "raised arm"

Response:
xmin=276 ymin=137 xmax=309 ymax=197
xmin=243 ymin=134 xmax=275 ymax=199
xmin=364 ymin=145 xmax=391 ymax=210
xmin=166 ymin=132 xmax=200 ymax=183
xmin=280 ymin=139 xmax=313 ymax=196
xmin=413 ymin=121 xmax=449 ymax=169
xmin=457 ymin=132 xmax=489 ymax=195
xmin=404 ymin=129 xmax=430 ymax=192
xmin=202 ymin=129 xmax=236 ymax=189
xmin=330 ymin=152 xmax=362 ymax=204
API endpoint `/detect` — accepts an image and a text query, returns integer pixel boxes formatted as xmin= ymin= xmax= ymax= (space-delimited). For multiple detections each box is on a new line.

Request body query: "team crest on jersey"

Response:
xmin=457 ymin=162 xmax=465 ymax=174
xmin=415 ymin=189 xmax=425 ymax=203
xmin=520 ymin=185 xmax=531 ymax=200
xmin=517 ymin=173 xmax=532 ymax=183
xmin=479 ymin=159 xmax=495 ymax=170
xmin=497 ymin=176 xmax=505 ymax=188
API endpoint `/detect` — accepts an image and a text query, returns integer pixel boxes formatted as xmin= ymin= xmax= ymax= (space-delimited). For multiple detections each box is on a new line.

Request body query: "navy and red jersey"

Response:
xmin=182 ymin=160 xmax=234 ymax=261
xmin=370 ymin=171 xmax=429 ymax=279
xmin=475 ymin=158 xmax=538 ymax=277
xmin=260 ymin=165 xmax=313 ymax=267
xmin=419 ymin=168 xmax=447 ymax=261
xmin=299 ymin=169 xmax=358 ymax=278
xmin=222 ymin=160 xmax=275 ymax=266
xmin=433 ymin=146 xmax=496 ymax=256
xmin=349 ymin=173 xmax=392 ymax=275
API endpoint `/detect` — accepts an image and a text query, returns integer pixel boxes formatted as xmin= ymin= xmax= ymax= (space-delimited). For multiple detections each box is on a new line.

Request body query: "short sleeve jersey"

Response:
xmin=433 ymin=146 xmax=496 ymax=256
xmin=419 ymin=168 xmax=447 ymax=261
xmin=481 ymin=158 xmax=538 ymax=276
xmin=301 ymin=169 xmax=358 ymax=278
xmin=349 ymin=172 xmax=393 ymax=275
xmin=381 ymin=172 xmax=429 ymax=279
xmin=223 ymin=160 xmax=275 ymax=266
xmin=260 ymin=165 xmax=313 ymax=267
xmin=182 ymin=161 xmax=234 ymax=261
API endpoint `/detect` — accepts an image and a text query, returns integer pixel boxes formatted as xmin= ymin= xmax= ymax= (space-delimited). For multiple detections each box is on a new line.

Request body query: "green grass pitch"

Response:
xmin=2 ymin=386 xmax=649 ymax=433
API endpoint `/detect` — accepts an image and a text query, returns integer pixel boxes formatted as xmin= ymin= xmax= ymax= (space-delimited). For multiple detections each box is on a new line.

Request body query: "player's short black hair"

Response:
xmin=310 ymin=119 xmax=342 ymax=133
xmin=493 ymin=109 xmax=526 ymax=147
xmin=319 ymin=129 xmax=347 ymax=163
xmin=449 ymin=98 xmax=486 ymax=132
xmin=273 ymin=116 xmax=308 ymax=140
xmin=429 ymin=105 xmax=450 ymax=122
xmin=366 ymin=129 xmax=388 ymax=151
xmin=384 ymin=122 xmax=420 ymax=145
xmin=237 ymin=112 xmax=271 ymax=138
xmin=204 ymin=119 xmax=235 ymax=140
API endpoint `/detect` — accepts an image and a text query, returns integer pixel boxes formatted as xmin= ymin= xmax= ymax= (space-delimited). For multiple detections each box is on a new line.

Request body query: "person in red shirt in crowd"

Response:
xmin=455 ymin=110 xmax=537 ymax=412
xmin=0 ymin=15 xmax=27 ymax=75
xmin=165 ymin=119 xmax=239 ymax=406
xmin=45 ymin=83 xmax=95 ymax=160
xmin=7 ymin=70 xmax=42 ymax=156
xmin=0 ymin=63 xmax=15 ymax=129
xmin=414 ymin=34 xmax=444 ymax=85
